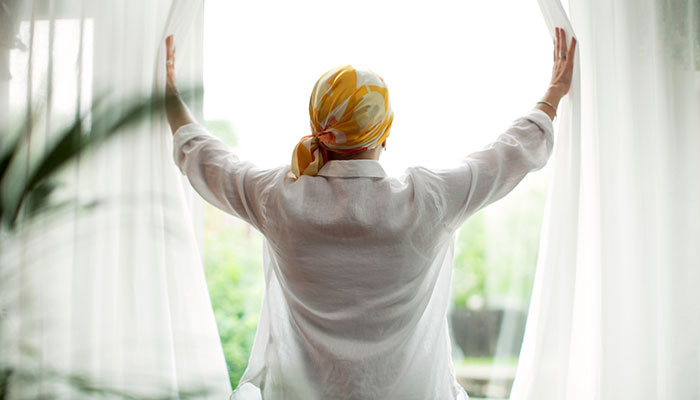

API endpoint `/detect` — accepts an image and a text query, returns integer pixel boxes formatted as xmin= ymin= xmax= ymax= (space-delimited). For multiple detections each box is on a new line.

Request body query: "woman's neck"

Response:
xmin=327 ymin=146 xmax=383 ymax=161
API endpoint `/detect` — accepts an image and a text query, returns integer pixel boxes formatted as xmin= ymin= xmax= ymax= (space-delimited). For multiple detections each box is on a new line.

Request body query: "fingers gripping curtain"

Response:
xmin=0 ymin=0 xmax=230 ymax=397
xmin=512 ymin=1 xmax=700 ymax=399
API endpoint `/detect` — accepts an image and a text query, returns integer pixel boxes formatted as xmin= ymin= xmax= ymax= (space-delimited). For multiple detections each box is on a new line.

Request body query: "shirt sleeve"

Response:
xmin=172 ymin=123 xmax=282 ymax=232
xmin=409 ymin=108 xmax=554 ymax=233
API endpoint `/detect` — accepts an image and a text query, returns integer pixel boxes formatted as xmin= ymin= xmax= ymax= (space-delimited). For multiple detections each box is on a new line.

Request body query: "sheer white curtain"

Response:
xmin=0 ymin=0 xmax=229 ymax=397
xmin=512 ymin=0 xmax=700 ymax=399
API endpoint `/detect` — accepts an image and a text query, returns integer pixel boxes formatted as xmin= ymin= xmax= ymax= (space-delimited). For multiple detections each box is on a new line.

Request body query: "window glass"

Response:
xmin=203 ymin=1 xmax=553 ymax=397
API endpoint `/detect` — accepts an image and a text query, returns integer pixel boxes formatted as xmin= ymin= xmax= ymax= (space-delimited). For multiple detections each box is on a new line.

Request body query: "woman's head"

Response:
xmin=291 ymin=65 xmax=393 ymax=178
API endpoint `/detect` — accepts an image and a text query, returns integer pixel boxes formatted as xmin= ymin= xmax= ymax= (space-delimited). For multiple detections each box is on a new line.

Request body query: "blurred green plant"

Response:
xmin=0 ymin=88 xmax=205 ymax=399
xmin=0 ymin=364 xmax=214 ymax=400
xmin=0 ymin=88 xmax=201 ymax=231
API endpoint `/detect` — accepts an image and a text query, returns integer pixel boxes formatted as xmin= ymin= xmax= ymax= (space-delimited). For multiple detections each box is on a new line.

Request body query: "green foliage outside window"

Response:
xmin=203 ymin=207 xmax=264 ymax=388
xmin=452 ymin=181 xmax=547 ymax=311
xmin=201 ymin=120 xmax=263 ymax=387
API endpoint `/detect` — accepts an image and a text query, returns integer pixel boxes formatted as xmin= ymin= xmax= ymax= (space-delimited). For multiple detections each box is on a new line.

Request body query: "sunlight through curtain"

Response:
xmin=0 ymin=0 xmax=230 ymax=397
xmin=511 ymin=0 xmax=700 ymax=399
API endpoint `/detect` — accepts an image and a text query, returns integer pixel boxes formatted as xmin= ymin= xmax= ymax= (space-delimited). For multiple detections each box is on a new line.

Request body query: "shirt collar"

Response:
xmin=317 ymin=160 xmax=387 ymax=178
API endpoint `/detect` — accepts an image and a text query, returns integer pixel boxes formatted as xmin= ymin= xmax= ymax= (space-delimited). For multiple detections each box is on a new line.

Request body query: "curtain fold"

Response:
xmin=512 ymin=1 xmax=700 ymax=399
xmin=0 ymin=0 xmax=230 ymax=398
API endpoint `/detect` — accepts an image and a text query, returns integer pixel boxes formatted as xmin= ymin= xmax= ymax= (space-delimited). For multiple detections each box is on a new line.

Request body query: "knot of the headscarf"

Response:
xmin=291 ymin=65 xmax=394 ymax=178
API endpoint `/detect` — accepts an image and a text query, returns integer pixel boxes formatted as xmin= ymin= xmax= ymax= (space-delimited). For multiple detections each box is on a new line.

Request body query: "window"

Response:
xmin=202 ymin=1 xmax=553 ymax=397
xmin=4 ymin=17 xmax=94 ymax=210
xmin=8 ymin=18 xmax=93 ymax=138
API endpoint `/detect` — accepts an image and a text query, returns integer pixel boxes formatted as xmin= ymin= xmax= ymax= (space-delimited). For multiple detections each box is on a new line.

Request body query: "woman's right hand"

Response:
xmin=549 ymin=27 xmax=577 ymax=97
xmin=536 ymin=27 xmax=577 ymax=120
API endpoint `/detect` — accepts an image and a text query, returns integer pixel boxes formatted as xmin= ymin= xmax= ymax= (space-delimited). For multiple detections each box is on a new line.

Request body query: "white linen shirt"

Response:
xmin=172 ymin=109 xmax=554 ymax=400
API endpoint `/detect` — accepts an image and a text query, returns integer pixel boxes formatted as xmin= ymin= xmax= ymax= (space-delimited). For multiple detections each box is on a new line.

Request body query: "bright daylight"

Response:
xmin=201 ymin=1 xmax=551 ymax=398
xmin=1 ymin=0 xmax=698 ymax=399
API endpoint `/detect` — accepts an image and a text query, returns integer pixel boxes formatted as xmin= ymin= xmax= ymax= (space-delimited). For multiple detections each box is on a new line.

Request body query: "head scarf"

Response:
xmin=291 ymin=65 xmax=394 ymax=178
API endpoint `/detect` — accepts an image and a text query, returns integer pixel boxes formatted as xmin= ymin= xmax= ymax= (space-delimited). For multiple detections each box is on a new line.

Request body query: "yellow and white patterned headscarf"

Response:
xmin=291 ymin=65 xmax=394 ymax=178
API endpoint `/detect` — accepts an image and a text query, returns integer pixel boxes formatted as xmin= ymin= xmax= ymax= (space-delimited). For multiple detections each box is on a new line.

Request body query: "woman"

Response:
xmin=165 ymin=27 xmax=576 ymax=400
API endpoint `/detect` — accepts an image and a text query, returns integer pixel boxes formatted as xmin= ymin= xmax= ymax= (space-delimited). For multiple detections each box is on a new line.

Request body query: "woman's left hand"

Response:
xmin=166 ymin=35 xmax=177 ymax=93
